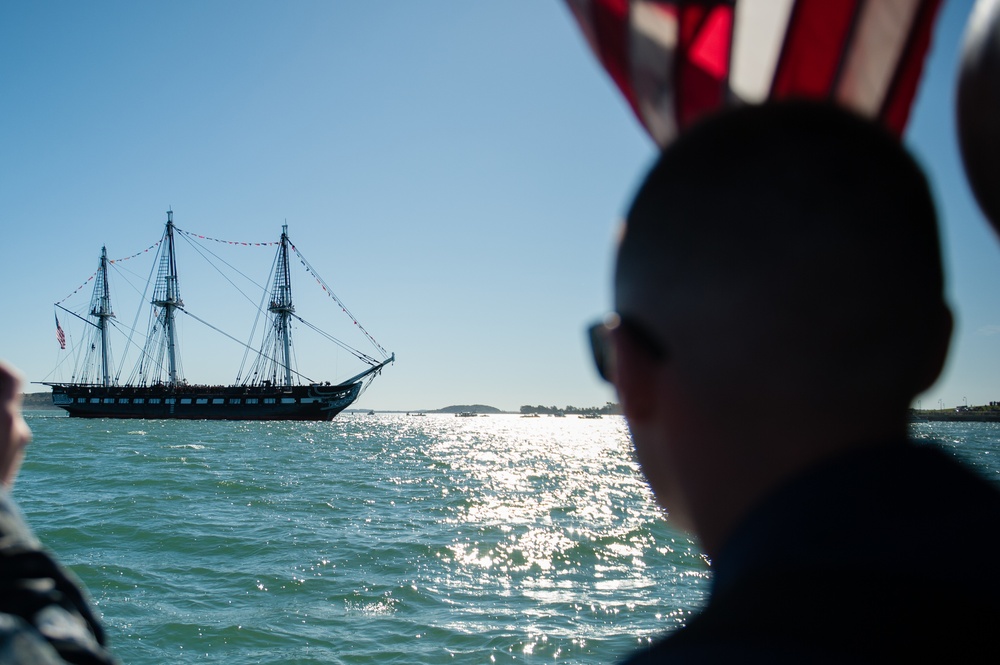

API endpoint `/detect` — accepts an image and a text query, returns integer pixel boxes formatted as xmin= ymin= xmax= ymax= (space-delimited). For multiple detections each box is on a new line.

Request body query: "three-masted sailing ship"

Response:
xmin=44 ymin=211 xmax=393 ymax=421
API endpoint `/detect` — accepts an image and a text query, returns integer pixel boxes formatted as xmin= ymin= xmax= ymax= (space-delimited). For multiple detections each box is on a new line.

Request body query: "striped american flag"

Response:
xmin=55 ymin=314 xmax=66 ymax=350
xmin=565 ymin=0 xmax=942 ymax=147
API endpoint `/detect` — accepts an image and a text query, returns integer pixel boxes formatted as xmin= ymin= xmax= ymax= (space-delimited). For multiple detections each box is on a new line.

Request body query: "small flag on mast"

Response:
xmin=55 ymin=314 xmax=66 ymax=350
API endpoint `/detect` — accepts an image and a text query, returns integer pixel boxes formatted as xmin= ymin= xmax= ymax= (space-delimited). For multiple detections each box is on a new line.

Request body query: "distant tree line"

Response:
xmin=519 ymin=402 xmax=621 ymax=415
xmin=952 ymin=403 xmax=1000 ymax=413
xmin=910 ymin=402 xmax=1000 ymax=413
xmin=21 ymin=393 xmax=59 ymax=410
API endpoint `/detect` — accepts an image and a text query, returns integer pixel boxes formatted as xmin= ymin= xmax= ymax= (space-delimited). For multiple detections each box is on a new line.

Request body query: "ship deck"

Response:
xmin=46 ymin=382 xmax=362 ymax=421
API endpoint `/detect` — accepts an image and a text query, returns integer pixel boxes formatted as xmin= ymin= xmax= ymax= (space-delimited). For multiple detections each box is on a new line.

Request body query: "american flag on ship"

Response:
xmin=55 ymin=314 xmax=66 ymax=350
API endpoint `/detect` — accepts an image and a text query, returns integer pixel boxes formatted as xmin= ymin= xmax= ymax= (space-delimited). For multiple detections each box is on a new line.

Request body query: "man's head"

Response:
xmin=607 ymin=101 xmax=952 ymax=549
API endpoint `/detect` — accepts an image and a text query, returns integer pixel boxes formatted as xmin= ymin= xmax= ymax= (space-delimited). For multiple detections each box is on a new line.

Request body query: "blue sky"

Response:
xmin=1 ymin=1 xmax=997 ymax=412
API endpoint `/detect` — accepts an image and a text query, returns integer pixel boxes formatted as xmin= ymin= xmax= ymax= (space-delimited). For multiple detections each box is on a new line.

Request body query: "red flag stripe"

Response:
xmin=676 ymin=4 xmax=733 ymax=132
xmin=565 ymin=0 xmax=941 ymax=147
xmin=769 ymin=0 xmax=860 ymax=100
xmin=876 ymin=0 xmax=942 ymax=136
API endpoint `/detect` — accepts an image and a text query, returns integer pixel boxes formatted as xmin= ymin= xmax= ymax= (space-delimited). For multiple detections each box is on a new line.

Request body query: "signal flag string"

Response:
xmin=176 ymin=226 xmax=389 ymax=359
xmin=175 ymin=227 xmax=279 ymax=247
xmin=108 ymin=240 xmax=162 ymax=264
xmin=53 ymin=227 xmax=390 ymax=362
xmin=55 ymin=240 xmax=162 ymax=305
xmin=290 ymin=244 xmax=390 ymax=359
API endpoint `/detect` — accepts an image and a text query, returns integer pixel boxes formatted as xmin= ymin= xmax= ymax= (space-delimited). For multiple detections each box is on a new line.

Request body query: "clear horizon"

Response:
xmin=2 ymin=1 xmax=998 ymax=412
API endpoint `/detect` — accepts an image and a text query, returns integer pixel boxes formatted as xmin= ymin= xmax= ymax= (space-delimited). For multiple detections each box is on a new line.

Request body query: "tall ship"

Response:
xmin=43 ymin=211 xmax=393 ymax=421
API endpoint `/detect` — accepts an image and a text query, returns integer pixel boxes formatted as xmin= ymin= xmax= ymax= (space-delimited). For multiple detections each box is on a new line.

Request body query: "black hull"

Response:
xmin=46 ymin=382 xmax=362 ymax=421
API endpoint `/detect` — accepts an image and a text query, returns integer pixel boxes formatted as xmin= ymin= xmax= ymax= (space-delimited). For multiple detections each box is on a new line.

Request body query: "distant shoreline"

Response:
xmin=911 ymin=411 xmax=1000 ymax=423
xmin=22 ymin=393 xmax=59 ymax=410
xmin=23 ymin=392 xmax=1000 ymax=422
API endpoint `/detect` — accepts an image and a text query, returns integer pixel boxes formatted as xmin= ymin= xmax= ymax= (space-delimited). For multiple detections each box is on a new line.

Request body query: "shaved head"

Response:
xmin=616 ymin=102 xmax=950 ymax=413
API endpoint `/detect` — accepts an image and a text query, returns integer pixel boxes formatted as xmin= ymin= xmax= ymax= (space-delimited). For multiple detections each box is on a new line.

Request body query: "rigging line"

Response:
xmin=39 ymin=343 xmax=78 ymax=383
xmin=237 ymin=250 xmax=279 ymax=384
xmin=76 ymin=317 xmax=135 ymax=387
xmin=54 ymin=303 xmax=100 ymax=330
xmin=289 ymin=321 xmax=301 ymax=387
xmin=175 ymin=306 xmax=316 ymax=385
xmin=176 ymin=226 xmax=268 ymax=288
xmin=55 ymin=241 xmax=164 ymax=306
xmin=70 ymin=322 xmax=87 ymax=383
xmin=289 ymin=244 xmax=390 ymax=359
xmin=289 ymin=313 xmax=379 ymax=366
xmin=289 ymin=245 xmax=353 ymax=319
xmin=106 ymin=256 xmax=156 ymax=299
xmin=131 ymin=311 xmax=172 ymax=385
xmin=174 ymin=226 xmax=279 ymax=248
xmin=56 ymin=272 xmax=98 ymax=305
xmin=104 ymin=314 xmax=166 ymax=382
xmin=112 ymin=238 xmax=162 ymax=385
xmin=175 ymin=229 xmax=270 ymax=309
xmin=105 ymin=259 xmax=149 ymax=381
xmin=108 ymin=240 xmax=162 ymax=264
xmin=131 ymin=298 xmax=160 ymax=385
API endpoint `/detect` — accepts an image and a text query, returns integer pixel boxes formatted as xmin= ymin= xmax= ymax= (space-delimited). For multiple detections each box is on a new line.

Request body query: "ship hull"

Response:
xmin=46 ymin=382 xmax=362 ymax=421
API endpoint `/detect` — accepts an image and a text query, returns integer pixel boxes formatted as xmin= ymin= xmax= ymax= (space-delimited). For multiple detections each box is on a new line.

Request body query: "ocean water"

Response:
xmin=13 ymin=413 xmax=1000 ymax=664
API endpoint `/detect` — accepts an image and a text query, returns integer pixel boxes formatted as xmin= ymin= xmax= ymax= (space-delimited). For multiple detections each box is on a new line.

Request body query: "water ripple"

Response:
xmin=16 ymin=413 xmax=727 ymax=663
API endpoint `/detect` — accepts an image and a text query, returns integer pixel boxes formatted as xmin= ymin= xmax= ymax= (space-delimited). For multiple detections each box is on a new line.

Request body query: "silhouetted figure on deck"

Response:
xmin=588 ymin=101 xmax=1000 ymax=663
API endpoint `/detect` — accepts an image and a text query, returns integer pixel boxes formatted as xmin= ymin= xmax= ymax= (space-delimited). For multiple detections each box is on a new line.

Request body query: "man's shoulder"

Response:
xmin=0 ymin=614 xmax=70 ymax=665
xmin=0 ymin=489 xmax=43 ymax=551
xmin=858 ymin=442 xmax=1000 ymax=543
xmin=622 ymin=565 xmax=999 ymax=663
xmin=620 ymin=443 xmax=1000 ymax=664
xmin=0 ymin=491 xmax=118 ymax=665
xmin=741 ymin=441 xmax=1000 ymax=560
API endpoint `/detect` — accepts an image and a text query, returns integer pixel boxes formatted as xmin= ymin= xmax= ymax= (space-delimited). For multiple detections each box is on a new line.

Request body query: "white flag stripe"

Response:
xmin=730 ymin=0 xmax=796 ymax=104
xmin=631 ymin=1 xmax=680 ymax=145
xmin=836 ymin=0 xmax=922 ymax=117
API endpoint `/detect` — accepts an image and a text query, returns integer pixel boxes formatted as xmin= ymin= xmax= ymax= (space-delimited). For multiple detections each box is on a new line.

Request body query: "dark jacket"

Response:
xmin=0 ymin=490 xmax=116 ymax=664
xmin=623 ymin=442 xmax=1000 ymax=663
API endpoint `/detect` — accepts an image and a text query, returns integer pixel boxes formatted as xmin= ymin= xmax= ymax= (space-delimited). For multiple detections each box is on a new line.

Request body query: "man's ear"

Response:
xmin=613 ymin=329 xmax=658 ymax=422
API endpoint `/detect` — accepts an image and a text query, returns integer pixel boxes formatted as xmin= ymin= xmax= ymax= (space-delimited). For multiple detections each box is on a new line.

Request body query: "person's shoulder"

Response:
xmin=0 ymin=489 xmax=42 ymax=550
xmin=619 ymin=628 xmax=847 ymax=665
xmin=898 ymin=442 xmax=1000 ymax=512
xmin=0 ymin=491 xmax=118 ymax=665
xmin=0 ymin=614 xmax=70 ymax=665
xmin=819 ymin=441 xmax=1000 ymax=513
xmin=619 ymin=571 xmax=999 ymax=665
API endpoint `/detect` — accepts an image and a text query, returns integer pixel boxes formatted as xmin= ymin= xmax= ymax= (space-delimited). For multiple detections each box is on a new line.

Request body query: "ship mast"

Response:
xmin=152 ymin=209 xmax=183 ymax=386
xmin=268 ymin=224 xmax=295 ymax=386
xmin=89 ymin=246 xmax=115 ymax=386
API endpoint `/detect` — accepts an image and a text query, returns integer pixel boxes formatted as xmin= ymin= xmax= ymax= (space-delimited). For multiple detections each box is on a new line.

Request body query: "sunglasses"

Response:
xmin=587 ymin=313 xmax=667 ymax=382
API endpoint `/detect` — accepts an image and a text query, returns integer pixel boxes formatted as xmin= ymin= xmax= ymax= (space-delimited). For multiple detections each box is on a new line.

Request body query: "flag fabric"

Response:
xmin=55 ymin=314 xmax=66 ymax=350
xmin=565 ymin=0 xmax=942 ymax=147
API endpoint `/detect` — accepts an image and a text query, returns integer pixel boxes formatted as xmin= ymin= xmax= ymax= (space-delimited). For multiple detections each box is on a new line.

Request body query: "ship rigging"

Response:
xmin=44 ymin=210 xmax=393 ymax=420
